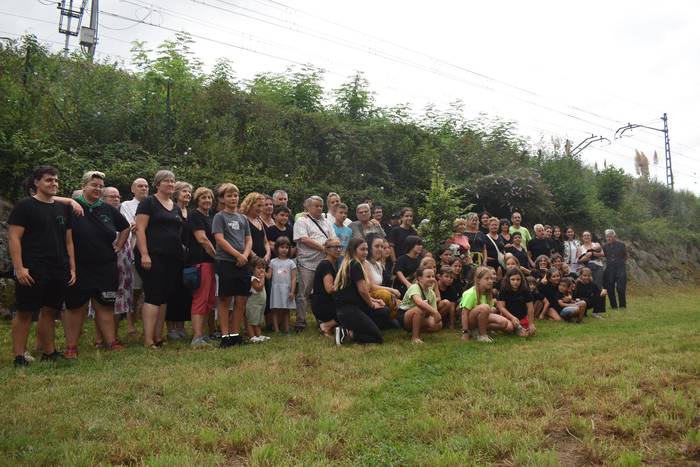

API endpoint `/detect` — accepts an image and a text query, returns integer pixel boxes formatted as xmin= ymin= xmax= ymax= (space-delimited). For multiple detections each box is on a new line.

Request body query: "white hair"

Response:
xmin=304 ymin=195 xmax=324 ymax=209
xmin=356 ymin=203 xmax=371 ymax=213
xmin=534 ymin=223 xmax=544 ymax=231
xmin=605 ymin=229 xmax=616 ymax=237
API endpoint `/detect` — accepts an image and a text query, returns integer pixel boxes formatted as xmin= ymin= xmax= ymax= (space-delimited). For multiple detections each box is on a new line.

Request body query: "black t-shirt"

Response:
xmin=551 ymin=239 xmax=564 ymax=256
xmin=7 ymin=197 xmax=73 ymax=270
xmin=465 ymin=231 xmax=486 ymax=254
xmin=603 ymin=241 xmax=627 ymax=267
xmin=505 ymin=245 xmax=529 ymax=268
xmin=439 ymin=282 xmax=460 ymax=303
xmin=249 ymin=219 xmax=267 ymax=258
xmin=574 ymin=280 xmax=600 ymax=302
xmin=528 ymin=238 xmax=552 ymax=260
xmin=394 ymin=254 xmax=420 ymax=281
xmin=71 ymin=202 xmax=129 ymax=265
xmin=136 ymin=195 xmax=184 ymax=258
xmin=265 ymin=224 xmax=296 ymax=258
xmin=484 ymin=233 xmax=504 ymax=261
xmin=389 ymin=225 xmax=417 ymax=257
xmin=334 ymin=260 xmax=369 ymax=312
xmin=538 ymin=282 xmax=563 ymax=311
xmin=188 ymin=210 xmax=215 ymax=265
xmin=497 ymin=288 xmax=533 ymax=319
xmin=312 ymin=259 xmax=336 ymax=305
xmin=380 ymin=222 xmax=392 ymax=238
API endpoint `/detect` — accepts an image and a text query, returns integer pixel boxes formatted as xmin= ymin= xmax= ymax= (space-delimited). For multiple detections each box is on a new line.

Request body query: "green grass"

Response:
xmin=0 ymin=287 xmax=698 ymax=466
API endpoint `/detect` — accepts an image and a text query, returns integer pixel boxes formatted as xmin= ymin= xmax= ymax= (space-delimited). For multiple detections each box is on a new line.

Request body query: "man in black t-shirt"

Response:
xmin=527 ymin=224 xmax=552 ymax=265
xmin=8 ymin=165 xmax=76 ymax=366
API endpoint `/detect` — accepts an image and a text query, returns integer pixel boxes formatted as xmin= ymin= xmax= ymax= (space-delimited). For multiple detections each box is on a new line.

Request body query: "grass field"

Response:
xmin=0 ymin=287 xmax=698 ymax=466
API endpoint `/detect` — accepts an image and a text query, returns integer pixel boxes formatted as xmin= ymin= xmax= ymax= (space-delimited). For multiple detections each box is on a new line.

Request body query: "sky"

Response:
xmin=2 ymin=0 xmax=699 ymax=193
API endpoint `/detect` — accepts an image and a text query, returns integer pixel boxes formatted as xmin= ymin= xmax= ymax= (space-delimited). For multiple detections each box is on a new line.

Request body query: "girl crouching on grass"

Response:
xmin=526 ymin=275 xmax=544 ymax=319
xmin=245 ymin=257 xmax=269 ymax=342
xmin=459 ymin=266 xmax=515 ymax=343
xmin=496 ymin=268 xmax=536 ymax=337
xmin=556 ymin=278 xmax=587 ymax=322
xmin=397 ymin=267 xmax=443 ymax=344
xmin=267 ymin=237 xmax=297 ymax=335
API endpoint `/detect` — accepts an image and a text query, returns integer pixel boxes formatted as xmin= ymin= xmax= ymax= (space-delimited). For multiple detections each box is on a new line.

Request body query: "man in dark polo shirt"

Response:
xmin=8 ymin=165 xmax=76 ymax=366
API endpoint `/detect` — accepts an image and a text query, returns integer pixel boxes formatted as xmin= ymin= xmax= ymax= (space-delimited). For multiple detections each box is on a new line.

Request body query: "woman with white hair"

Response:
xmin=603 ymin=229 xmax=628 ymax=309
xmin=135 ymin=170 xmax=185 ymax=349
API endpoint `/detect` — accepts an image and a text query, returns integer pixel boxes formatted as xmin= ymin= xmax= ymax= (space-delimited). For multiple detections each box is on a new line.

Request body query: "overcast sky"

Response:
xmin=2 ymin=0 xmax=699 ymax=193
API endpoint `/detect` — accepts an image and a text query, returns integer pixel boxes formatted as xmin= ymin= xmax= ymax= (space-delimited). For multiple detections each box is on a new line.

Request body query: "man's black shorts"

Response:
xmin=14 ymin=266 xmax=69 ymax=312
xmin=216 ymin=260 xmax=251 ymax=297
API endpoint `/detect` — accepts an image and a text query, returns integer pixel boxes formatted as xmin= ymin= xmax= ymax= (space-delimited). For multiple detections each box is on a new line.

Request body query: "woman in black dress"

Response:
xmin=240 ymin=192 xmax=271 ymax=263
xmin=166 ymin=181 xmax=193 ymax=341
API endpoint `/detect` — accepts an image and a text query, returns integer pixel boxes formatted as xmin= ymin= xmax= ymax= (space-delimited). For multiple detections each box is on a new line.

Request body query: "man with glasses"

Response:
xmin=102 ymin=187 xmax=121 ymax=209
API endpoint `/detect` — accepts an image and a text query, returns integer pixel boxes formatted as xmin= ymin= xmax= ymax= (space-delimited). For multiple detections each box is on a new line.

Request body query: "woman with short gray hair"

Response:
xmin=135 ymin=170 xmax=185 ymax=349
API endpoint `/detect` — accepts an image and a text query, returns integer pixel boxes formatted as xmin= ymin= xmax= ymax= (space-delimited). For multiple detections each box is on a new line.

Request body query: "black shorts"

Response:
xmin=65 ymin=286 xmax=116 ymax=309
xmin=136 ymin=253 xmax=182 ymax=306
xmin=14 ymin=266 xmax=69 ymax=312
xmin=216 ymin=260 xmax=251 ymax=297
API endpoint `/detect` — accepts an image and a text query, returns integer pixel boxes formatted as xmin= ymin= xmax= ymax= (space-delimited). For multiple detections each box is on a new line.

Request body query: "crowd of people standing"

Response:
xmin=7 ymin=165 xmax=629 ymax=365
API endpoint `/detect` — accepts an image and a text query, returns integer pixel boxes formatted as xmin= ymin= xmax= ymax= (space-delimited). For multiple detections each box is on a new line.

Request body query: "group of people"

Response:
xmin=6 ymin=165 xmax=629 ymax=365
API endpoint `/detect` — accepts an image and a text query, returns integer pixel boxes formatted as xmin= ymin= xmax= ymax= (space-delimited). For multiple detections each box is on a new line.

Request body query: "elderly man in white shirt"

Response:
xmin=114 ymin=178 xmax=149 ymax=332
xmin=293 ymin=195 xmax=336 ymax=331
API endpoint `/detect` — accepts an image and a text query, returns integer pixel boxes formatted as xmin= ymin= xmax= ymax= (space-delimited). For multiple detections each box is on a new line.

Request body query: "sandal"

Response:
xmin=94 ymin=341 xmax=105 ymax=349
xmin=64 ymin=345 xmax=79 ymax=359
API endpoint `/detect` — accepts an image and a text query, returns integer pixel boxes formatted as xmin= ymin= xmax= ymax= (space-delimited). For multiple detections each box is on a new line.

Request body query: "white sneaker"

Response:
xmin=23 ymin=351 xmax=35 ymax=362
xmin=476 ymin=335 xmax=494 ymax=343
xmin=249 ymin=336 xmax=261 ymax=343
xmin=259 ymin=335 xmax=270 ymax=341
xmin=592 ymin=313 xmax=604 ymax=319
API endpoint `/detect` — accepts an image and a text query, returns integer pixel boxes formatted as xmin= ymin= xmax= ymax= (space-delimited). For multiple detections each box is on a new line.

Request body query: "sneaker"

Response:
xmin=219 ymin=335 xmax=232 ymax=349
xmin=64 ymin=345 xmax=79 ymax=359
xmin=470 ymin=329 xmax=479 ymax=340
xmin=154 ymin=340 xmax=165 ymax=348
xmin=249 ymin=336 xmax=261 ymax=343
xmin=259 ymin=335 xmax=271 ymax=341
xmin=230 ymin=334 xmax=243 ymax=346
xmin=591 ymin=313 xmax=604 ymax=319
xmin=23 ymin=351 xmax=35 ymax=363
xmin=191 ymin=337 xmax=211 ymax=348
xmin=41 ymin=351 xmax=65 ymax=362
xmin=476 ymin=335 xmax=494 ymax=343
xmin=335 ymin=326 xmax=347 ymax=346
xmin=210 ymin=332 xmax=222 ymax=340
xmin=167 ymin=330 xmax=181 ymax=341
xmin=295 ymin=326 xmax=305 ymax=334
xmin=177 ymin=329 xmax=187 ymax=339
xmin=13 ymin=355 xmax=30 ymax=367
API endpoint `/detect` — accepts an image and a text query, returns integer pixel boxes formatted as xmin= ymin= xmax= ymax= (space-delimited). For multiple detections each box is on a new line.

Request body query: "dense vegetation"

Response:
xmin=1 ymin=34 xmax=699 ymax=248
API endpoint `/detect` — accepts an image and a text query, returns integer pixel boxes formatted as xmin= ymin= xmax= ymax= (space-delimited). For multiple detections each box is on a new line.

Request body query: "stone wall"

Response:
xmin=627 ymin=240 xmax=700 ymax=285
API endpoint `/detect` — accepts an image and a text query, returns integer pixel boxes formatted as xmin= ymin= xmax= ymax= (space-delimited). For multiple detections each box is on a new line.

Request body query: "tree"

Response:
xmin=418 ymin=164 xmax=468 ymax=252
xmin=596 ymin=165 xmax=629 ymax=211
xmin=334 ymin=72 xmax=374 ymax=120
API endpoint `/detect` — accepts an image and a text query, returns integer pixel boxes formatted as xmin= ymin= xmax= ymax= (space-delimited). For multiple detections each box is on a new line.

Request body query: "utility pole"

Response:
xmin=57 ymin=0 xmax=88 ymax=56
xmin=614 ymin=114 xmax=673 ymax=190
xmin=81 ymin=0 xmax=99 ymax=60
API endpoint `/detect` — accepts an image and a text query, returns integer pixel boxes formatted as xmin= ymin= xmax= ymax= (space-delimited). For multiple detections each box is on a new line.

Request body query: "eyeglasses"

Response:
xmin=327 ymin=245 xmax=343 ymax=250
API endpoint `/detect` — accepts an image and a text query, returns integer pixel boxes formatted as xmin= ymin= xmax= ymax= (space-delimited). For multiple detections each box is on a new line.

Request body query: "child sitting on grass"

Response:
xmin=436 ymin=266 xmax=459 ymax=329
xmin=246 ymin=257 xmax=269 ymax=343
xmin=526 ymin=275 xmax=544 ymax=319
xmin=556 ymin=277 xmax=587 ymax=322
xmin=397 ymin=267 xmax=443 ymax=344
xmin=459 ymin=266 xmax=516 ymax=343
xmin=496 ymin=267 xmax=536 ymax=337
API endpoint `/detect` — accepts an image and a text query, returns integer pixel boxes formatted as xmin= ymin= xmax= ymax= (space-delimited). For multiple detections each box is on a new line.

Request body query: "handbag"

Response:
xmin=486 ymin=234 xmax=506 ymax=268
xmin=182 ymin=264 xmax=201 ymax=290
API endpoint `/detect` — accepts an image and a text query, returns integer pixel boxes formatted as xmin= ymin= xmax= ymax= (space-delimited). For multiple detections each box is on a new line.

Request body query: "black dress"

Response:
xmin=249 ymin=218 xmax=268 ymax=259
xmin=166 ymin=210 xmax=192 ymax=322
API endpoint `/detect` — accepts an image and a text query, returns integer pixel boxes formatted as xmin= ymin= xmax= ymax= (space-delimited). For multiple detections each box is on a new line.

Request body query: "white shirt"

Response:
xmin=120 ymin=198 xmax=141 ymax=250
xmin=293 ymin=215 xmax=336 ymax=270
